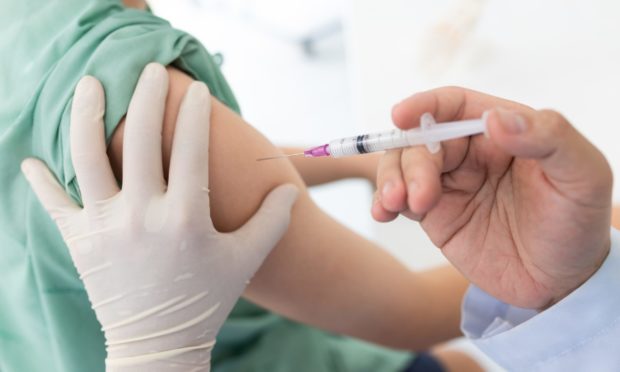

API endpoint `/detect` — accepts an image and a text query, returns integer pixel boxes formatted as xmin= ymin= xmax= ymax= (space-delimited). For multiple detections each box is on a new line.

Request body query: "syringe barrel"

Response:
xmin=327 ymin=119 xmax=484 ymax=158
xmin=327 ymin=130 xmax=410 ymax=158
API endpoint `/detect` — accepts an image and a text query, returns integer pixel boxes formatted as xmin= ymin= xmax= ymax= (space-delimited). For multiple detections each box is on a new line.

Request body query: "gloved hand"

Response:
xmin=21 ymin=63 xmax=299 ymax=371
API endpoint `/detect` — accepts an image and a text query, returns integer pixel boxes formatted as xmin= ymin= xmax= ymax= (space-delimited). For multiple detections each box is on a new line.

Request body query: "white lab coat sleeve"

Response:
xmin=461 ymin=228 xmax=620 ymax=371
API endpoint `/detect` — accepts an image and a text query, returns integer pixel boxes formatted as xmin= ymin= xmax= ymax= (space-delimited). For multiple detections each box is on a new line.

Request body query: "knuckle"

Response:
xmin=122 ymin=206 xmax=146 ymax=236
xmin=376 ymin=163 xmax=392 ymax=179
xmin=377 ymin=164 xmax=400 ymax=181
xmin=401 ymin=147 xmax=427 ymax=171
xmin=125 ymin=216 xmax=144 ymax=237
xmin=170 ymin=214 xmax=192 ymax=233
xmin=537 ymin=109 xmax=570 ymax=135
xmin=600 ymin=155 xmax=614 ymax=189
xmin=438 ymin=85 xmax=462 ymax=94
xmin=169 ymin=207 xmax=202 ymax=234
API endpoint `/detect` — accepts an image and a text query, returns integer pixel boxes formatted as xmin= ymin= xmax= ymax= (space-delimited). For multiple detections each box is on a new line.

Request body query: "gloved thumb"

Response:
xmin=485 ymin=108 xmax=613 ymax=207
xmin=21 ymin=158 xmax=81 ymax=222
xmin=231 ymin=183 xmax=299 ymax=272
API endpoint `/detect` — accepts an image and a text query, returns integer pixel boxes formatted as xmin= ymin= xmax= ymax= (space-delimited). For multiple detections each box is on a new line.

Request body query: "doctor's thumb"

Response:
xmin=485 ymin=107 xmax=613 ymax=204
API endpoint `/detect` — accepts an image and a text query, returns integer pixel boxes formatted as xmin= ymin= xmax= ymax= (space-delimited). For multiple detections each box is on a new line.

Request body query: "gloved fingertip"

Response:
xmin=143 ymin=62 xmax=166 ymax=79
xmin=272 ymin=184 xmax=300 ymax=208
xmin=187 ymin=81 xmax=209 ymax=102
xmin=20 ymin=158 xmax=36 ymax=178
xmin=184 ymin=82 xmax=211 ymax=110
xmin=21 ymin=158 xmax=48 ymax=180
xmin=233 ymin=184 xmax=299 ymax=245
xmin=74 ymin=76 xmax=103 ymax=102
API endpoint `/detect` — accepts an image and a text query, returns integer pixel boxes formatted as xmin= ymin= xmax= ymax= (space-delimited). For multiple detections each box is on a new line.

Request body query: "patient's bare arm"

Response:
xmin=106 ymin=67 xmax=467 ymax=350
xmin=280 ymin=147 xmax=380 ymax=186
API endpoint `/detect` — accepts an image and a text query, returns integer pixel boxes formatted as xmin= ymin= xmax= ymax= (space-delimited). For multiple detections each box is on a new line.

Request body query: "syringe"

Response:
xmin=257 ymin=113 xmax=486 ymax=160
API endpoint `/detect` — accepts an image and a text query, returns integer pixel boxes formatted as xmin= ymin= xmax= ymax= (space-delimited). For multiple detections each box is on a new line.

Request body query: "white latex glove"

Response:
xmin=21 ymin=63 xmax=299 ymax=371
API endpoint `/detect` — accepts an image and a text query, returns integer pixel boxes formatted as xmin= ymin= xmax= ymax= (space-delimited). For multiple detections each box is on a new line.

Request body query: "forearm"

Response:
xmin=613 ymin=206 xmax=620 ymax=229
xmin=281 ymin=147 xmax=379 ymax=186
xmin=248 ymin=198 xmax=468 ymax=349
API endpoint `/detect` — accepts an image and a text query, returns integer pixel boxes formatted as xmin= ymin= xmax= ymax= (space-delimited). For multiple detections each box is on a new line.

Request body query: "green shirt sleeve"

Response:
xmin=2 ymin=0 xmax=238 ymax=203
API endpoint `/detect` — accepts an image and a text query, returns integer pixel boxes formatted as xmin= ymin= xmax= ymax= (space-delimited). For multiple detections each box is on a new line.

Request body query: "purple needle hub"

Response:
xmin=304 ymin=144 xmax=331 ymax=158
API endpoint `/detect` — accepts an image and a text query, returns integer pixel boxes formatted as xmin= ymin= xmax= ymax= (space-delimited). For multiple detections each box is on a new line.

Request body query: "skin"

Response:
xmin=613 ymin=206 xmax=620 ymax=229
xmin=106 ymin=67 xmax=468 ymax=351
xmin=123 ymin=0 xmax=146 ymax=9
xmin=374 ymin=87 xmax=613 ymax=309
xmin=431 ymin=346 xmax=485 ymax=372
xmin=281 ymin=147 xmax=381 ymax=187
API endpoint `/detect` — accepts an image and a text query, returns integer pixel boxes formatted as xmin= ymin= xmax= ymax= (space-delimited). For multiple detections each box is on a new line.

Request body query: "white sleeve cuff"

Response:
xmin=461 ymin=228 xmax=620 ymax=370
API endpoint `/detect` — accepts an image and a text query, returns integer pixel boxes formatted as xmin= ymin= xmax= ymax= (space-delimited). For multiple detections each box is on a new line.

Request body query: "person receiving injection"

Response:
xmin=21 ymin=65 xmax=482 ymax=372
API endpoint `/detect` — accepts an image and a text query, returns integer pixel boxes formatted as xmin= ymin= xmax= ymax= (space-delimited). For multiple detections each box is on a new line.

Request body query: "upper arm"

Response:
xmin=107 ymin=66 xmax=306 ymax=232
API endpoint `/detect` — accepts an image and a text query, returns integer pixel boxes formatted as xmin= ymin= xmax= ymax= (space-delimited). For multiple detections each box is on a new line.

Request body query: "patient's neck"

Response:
xmin=123 ymin=0 xmax=147 ymax=9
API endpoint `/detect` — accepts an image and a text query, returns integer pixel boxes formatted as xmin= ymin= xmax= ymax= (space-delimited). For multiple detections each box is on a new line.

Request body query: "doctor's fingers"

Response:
xmin=21 ymin=158 xmax=81 ymax=222
xmin=373 ymin=145 xmax=451 ymax=222
xmin=167 ymin=81 xmax=212 ymax=204
xmin=374 ymin=149 xmax=407 ymax=217
xmin=400 ymin=145 xmax=446 ymax=216
xmin=122 ymin=63 xmax=169 ymax=199
xmin=486 ymin=108 xmax=613 ymax=207
xmin=391 ymin=87 xmax=529 ymax=131
xmin=70 ymin=76 xmax=120 ymax=205
xmin=371 ymin=190 xmax=399 ymax=222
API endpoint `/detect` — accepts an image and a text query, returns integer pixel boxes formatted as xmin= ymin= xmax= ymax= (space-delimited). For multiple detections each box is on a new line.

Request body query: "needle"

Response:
xmin=256 ymin=153 xmax=305 ymax=161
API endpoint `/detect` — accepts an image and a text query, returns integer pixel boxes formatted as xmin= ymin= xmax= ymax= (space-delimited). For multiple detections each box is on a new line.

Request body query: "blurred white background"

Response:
xmin=149 ymin=1 xmax=620 ymax=370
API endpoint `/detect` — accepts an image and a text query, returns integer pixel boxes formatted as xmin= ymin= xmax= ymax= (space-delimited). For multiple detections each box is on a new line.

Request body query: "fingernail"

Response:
xmin=382 ymin=181 xmax=394 ymax=199
xmin=496 ymin=108 xmax=527 ymax=134
xmin=482 ymin=110 xmax=491 ymax=139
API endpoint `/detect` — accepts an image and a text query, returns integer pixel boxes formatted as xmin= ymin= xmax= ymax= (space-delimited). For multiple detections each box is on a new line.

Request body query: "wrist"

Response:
xmin=544 ymin=236 xmax=612 ymax=310
xmin=463 ymin=230 xmax=620 ymax=369
xmin=106 ymin=341 xmax=214 ymax=371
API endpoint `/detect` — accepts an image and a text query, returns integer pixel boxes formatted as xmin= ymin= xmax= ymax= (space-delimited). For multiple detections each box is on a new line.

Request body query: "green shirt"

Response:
xmin=0 ymin=1 xmax=411 ymax=371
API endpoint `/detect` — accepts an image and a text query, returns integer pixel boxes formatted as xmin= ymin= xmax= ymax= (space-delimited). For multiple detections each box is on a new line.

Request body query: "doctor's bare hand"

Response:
xmin=373 ymin=87 xmax=613 ymax=309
